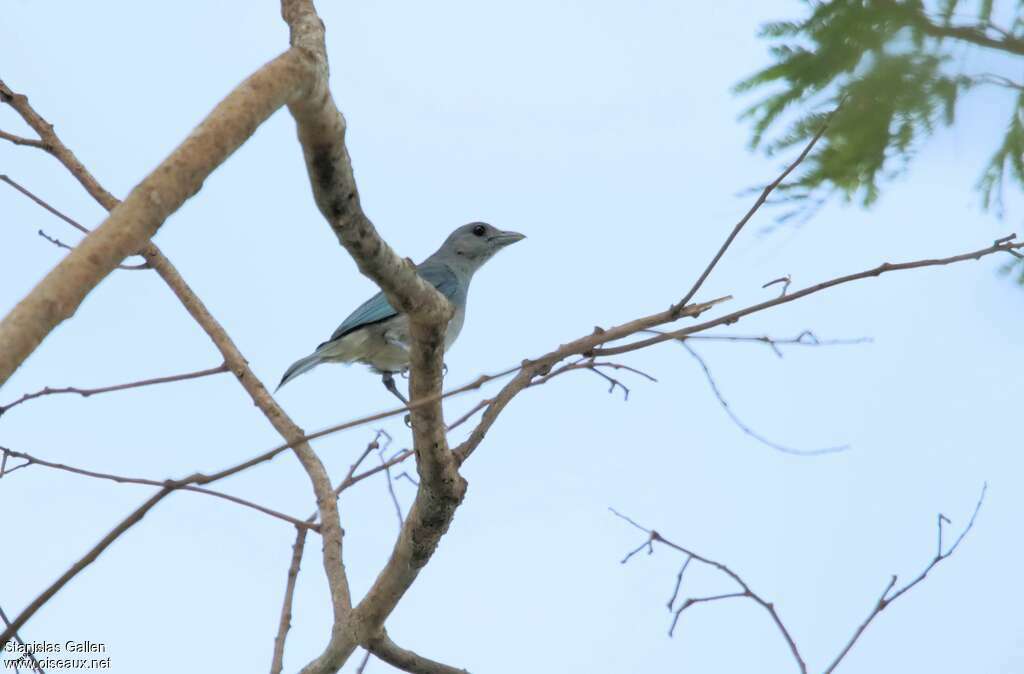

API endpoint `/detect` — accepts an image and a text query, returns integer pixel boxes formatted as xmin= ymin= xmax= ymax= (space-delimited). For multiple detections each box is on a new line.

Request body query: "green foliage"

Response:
xmin=737 ymin=0 xmax=1024 ymax=224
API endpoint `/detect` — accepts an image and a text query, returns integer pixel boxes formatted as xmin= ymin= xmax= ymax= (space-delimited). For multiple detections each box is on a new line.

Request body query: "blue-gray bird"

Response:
xmin=277 ymin=222 xmax=525 ymax=392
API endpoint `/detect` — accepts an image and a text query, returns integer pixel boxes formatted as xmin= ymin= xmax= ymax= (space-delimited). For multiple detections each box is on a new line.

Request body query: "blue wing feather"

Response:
xmin=321 ymin=263 xmax=459 ymax=346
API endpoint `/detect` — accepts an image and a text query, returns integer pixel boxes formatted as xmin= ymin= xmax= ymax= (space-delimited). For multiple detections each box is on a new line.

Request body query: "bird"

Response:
xmin=277 ymin=222 xmax=525 ymax=398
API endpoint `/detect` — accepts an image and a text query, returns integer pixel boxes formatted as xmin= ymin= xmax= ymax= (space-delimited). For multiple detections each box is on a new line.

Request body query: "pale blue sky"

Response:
xmin=2 ymin=2 xmax=1022 ymax=673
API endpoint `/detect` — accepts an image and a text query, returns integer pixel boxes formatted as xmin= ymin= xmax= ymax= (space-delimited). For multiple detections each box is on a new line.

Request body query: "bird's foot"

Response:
xmin=381 ymin=372 xmax=409 ymax=405
xmin=381 ymin=372 xmax=414 ymax=428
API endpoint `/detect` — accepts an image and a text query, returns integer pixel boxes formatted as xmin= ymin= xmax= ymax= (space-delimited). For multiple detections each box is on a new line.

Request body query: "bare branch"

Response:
xmin=452 ymin=296 xmax=730 ymax=465
xmin=0 ymin=129 xmax=47 ymax=149
xmin=0 ymin=55 xmax=309 ymax=385
xmin=1 ymin=175 xmax=147 ymax=269
xmin=270 ymin=526 xmax=308 ymax=674
xmin=824 ymin=483 xmax=987 ymax=673
xmin=680 ymin=342 xmax=849 ymax=456
xmin=614 ymin=485 xmax=987 ymax=674
xmin=612 ymin=511 xmax=808 ymax=673
xmin=668 ymin=592 xmax=748 ymax=637
xmin=36 ymin=228 xmax=150 ymax=270
xmin=0 ymin=364 xmax=228 ymax=416
xmin=446 ymin=398 xmax=492 ymax=432
xmin=672 ymin=103 xmax=840 ymax=312
xmin=364 ymin=630 xmax=470 ymax=674
xmin=1 ymin=72 xmax=353 ymax=648
xmin=761 ymin=275 xmax=792 ymax=297
xmin=0 ymin=486 xmax=173 ymax=649
xmin=354 ymin=650 xmax=371 ymax=674
xmin=0 ymin=174 xmax=89 ymax=234
xmin=666 ymin=556 xmax=692 ymax=611
xmin=678 ymin=330 xmax=871 ymax=360
xmin=594 ymin=235 xmax=1024 ymax=358
xmin=0 ymin=604 xmax=44 ymax=674
xmin=340 ymin=450 xmax=415 ymax=496
xmin=0 ymin=446 xmax=315 ymax=530
xmin=394 ymin=472 xmax=419 ymax=487
xmin=378 ymin=444 xmax=405 ymax=530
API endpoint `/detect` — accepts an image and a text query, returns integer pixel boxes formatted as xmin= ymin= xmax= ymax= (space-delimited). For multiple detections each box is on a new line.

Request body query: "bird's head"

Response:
xmin=440 ymin=222 xmax=525 ymax=268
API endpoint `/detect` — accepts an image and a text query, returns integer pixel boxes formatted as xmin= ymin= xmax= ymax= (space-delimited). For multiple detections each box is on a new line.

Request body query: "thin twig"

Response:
xmin=0 ymin=364 xmax=229 ymax=416
xmin=354 ymin=650 xmax=371 ymax=674
xmin=611 ymin=508 xmax=806 ymax=674
xmin=681 ymin=342 xmax=849 ymax=456
xmin=0 ymin=174 xmax=88 ymax=233
xmin=672 ymin=102 xmax=841 ymax=313
xmin=1 ymin=175 xmax=148 ymax=270
xmin=394 ymin=472 xmax=419 ymax=487
xmin=613 ymin=485 xmax=987 ymax=674
xmin=0 ymin=446 xmax=315 ymax=530
xmin=678 ymin=330 xmax=872 ymax=359
xmin=446 ymin=398 xmax=492 ymax=432
xmin=762 ymin=275 xmax=792 ymax=297
xmin=594 ymin=235 xmax=1024 ymax=358
xmin=36 ymin=229 xmax=149 ymax=270
xmin=666 ymin=556 xmax=692 ymax=611
xmin=0 ymin=604 xmax=44 ymax=674
xmin=378 ymin=445 xmax=404 ymax=530
xmin=824 ymin=483 xmax=988 ymax=673
xmin=669 ymin=592 xmax=747 ymax=636
xmin=0 ymin=487 xmax=173 ymax=649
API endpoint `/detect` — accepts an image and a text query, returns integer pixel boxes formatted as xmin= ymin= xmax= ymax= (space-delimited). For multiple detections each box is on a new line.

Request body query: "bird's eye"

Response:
xmin=472 ymin=224 xmax=486 ymax=237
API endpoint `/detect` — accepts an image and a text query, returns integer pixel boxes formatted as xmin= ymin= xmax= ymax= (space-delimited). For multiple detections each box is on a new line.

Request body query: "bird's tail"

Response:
xmin=276 ymin=352 xmax=323 ymax=391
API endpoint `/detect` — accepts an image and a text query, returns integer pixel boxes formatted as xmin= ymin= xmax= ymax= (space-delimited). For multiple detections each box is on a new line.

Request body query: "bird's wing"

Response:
xmin=320 ymin=263 xmax=460 ymax=346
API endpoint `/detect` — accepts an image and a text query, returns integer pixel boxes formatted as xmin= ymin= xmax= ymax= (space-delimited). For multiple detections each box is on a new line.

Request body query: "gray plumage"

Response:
xmin=277 ymin=222 xmax=525 ymax=390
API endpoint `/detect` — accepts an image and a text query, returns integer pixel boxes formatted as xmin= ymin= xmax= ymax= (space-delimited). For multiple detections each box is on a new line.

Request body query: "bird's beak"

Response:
xmin=490 ymin=230 xmax=526 ymax=247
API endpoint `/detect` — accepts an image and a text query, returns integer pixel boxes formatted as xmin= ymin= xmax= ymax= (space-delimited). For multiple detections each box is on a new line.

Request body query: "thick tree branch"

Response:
xmin=278 ymin=3 xmax=465 ymax=670
xmin=1 ymin=42 xmax=354 ymax=648
xmin=0 ymin=55 xmax=309 ymax=385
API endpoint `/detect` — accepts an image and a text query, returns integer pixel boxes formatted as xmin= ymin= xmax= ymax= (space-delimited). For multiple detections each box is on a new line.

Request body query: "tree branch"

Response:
xmin=0 ymin=604 xmax=44 ymax=674
xmin=823 ymin=483 xmax=987 ymax=673
xmin=270 ymin=526 xmax=308 ymax=674
xmin=0 ymin=486 xmax=173 ymax=649
xmin=364 ymin=630 xmax=469 ymax=674
xmin=0 ymin=55 xmax=309 ymax=385
xmin=612 ymin=483 xmax=987 ymax=674
xmin=278 ymin=2 xmax=467 ymax=670
xmin=610 ymin=507 xmax=806 ymax=673
xmin=0 ymin=363 xmax=228 ymax=416
xmin=1 ymin=41 xmax=354 ymax=651
xmin=672 ymin=102 xmax=839 ymax=311
xmin=0 ymin=129 xmax=46 ymax=149
xmin=0 ymin=446 xmax=315 ymax=530
xmin=679 ymin=342 xmax=849 ymax=456
xmin=593 ymin=235 xmax=1024 ymax=357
